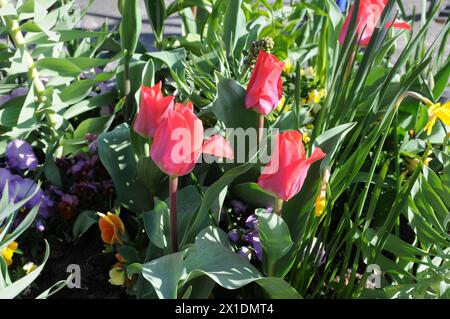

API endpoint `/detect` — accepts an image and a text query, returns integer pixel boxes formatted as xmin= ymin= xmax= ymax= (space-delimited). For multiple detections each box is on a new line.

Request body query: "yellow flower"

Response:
xmin=314 ymin=191 xmax=326 ymax=217
xmin=276 ymin=96 xmax=287 ymax=112
xmin=283 ymin=59 xmax=294 ymax=75
xmin=308 ymin=89 xmax=327 ymax=104
xmin=314 ymin=170 xmax=330 ymax=217
xmin=23 ymin=262 xmax=37 ymax=274
xmin=302 ymin=133 xmax=311 ymax=144
xmin=109 ymin=266 xmax=126 ymax=286
xmin=424 ymin=101 xmax=450 ymax=135
xmin=1 ymin=241 xmax=19 ymax=266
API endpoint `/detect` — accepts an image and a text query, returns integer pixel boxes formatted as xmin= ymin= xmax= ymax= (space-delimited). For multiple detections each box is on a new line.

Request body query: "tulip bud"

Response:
xmin=245 ymin=50 xmax=285 ymax=115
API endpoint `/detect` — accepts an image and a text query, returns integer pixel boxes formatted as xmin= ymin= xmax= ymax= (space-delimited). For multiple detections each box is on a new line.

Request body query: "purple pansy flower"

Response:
xmin=70 ymin=160 xmax=85 ymax=175
xmin=0 ymin=87 xmax=29 ymax=106
xmin=228 ymin=229 xmax=240 ymax=242
xmin=61 ymin=193 xmax=79 ymax=207
xmin=244 ymin=230 xmax=262 ymax=261
xmin=5 ymin=140 xmax=38 ymax=171
xmin=230 ymin=199 xmax=246 ymax=214
xmin=8 ymin=176 xmax=53 ymax=218
xmin=245 ymin=214 xmax=258 ymax=229
xmin=0 ymin=167 xmax=13 ymax=192
xmin=238 ymin=246 xmax=252 ymax=261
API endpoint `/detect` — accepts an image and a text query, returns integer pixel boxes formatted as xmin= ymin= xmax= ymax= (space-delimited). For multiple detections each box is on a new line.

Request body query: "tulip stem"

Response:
xmin=169 ymin=176 xmax=179 ymax=252
xmin=258 ymin=114 xmax=265 ymax=145
xmin=274 ymin=198 xmax=284 ymax=216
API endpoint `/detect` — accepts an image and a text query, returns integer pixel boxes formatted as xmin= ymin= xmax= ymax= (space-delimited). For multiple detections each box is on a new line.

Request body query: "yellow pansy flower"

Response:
xmin=1 ymin=241 xmax=19 ymax=266
xmin=109 ymin=266 xmax=126 ymax=286
xmin=307 ymin=89 xmax=327 ymax=104
xmin=23 ymin=262 xmax=37 ymax=274
xmin=424 ymin=101 xmax=450 ymax=135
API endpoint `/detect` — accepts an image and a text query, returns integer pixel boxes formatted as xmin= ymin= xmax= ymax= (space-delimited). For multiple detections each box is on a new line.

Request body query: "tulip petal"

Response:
xmin=202 ymin=135 xmax=234 ymax=159
xmin=306 ymin=147 xmax=327 ymax=165
xmin=386 ymin=20 xmax=411 ymax=30
xmin=134 ymin=82 xmax=174 ymax=138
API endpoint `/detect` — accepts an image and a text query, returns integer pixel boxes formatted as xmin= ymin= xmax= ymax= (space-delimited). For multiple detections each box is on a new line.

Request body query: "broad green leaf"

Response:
xmin=72 ymin=210 xmax=98 ymax=240
xmin=60 ymin=79 xmax=96 ymax=105
xmin=98 ymin=124 xmax=152 ymax=214
xmin=142 ymin=251 xmax=185 ymax=299
xmin=63 ymin=92 xmax=117 ymax=120
xmin=257 ymin=209 xmax=294 ymax=277
xmin=143 ymin=198 xmax=170 ymax=250
xmin=34 ymin=58 xmax=82 ymax=77
xmin=232 ymin=182 xmax=274 ymax=207
xmin=212 ymin=78 xmax=258 ymax=130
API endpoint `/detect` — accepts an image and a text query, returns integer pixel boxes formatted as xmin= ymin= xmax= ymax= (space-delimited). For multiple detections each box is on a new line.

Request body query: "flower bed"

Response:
xmin=0 ymin=0 xmax=449 ymax=300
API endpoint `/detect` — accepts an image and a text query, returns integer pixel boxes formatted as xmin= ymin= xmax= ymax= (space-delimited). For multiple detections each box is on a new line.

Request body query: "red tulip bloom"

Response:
xmin=151 ymin=102 xmax=234 ymax=177
xmin=202 ymin=134 xmax=234 ymax=160
xmin=245 ymin=50 xmax=285 ymax=115
xmin=258 ymin=131 xmax=326 ymax=202
xmin=133 ymin=82 xmax=174 ymax=138
xmin=339 ymin=0 xmax=411 ymax=47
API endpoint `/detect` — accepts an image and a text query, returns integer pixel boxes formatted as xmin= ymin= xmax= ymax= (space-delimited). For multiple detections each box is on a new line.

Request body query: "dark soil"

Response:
xmin=30 ymin=226 xmax=128 ymax=299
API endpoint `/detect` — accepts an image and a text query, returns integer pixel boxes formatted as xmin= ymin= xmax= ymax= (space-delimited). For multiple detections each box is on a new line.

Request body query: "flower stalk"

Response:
xmin=274 ymin=198 xmax=284 ymax=216
xmin=169 ymin=175 xmax=179 ymax=252
xmin=258 ymin=114 xmax=265 ymax=145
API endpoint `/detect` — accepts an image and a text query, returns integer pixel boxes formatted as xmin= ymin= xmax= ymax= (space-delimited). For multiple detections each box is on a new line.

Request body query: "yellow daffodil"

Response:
xmin=424 ymin=101 xmax=450 ymax=135
xmin=1 ymin=241 xmax=19 ymax=266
